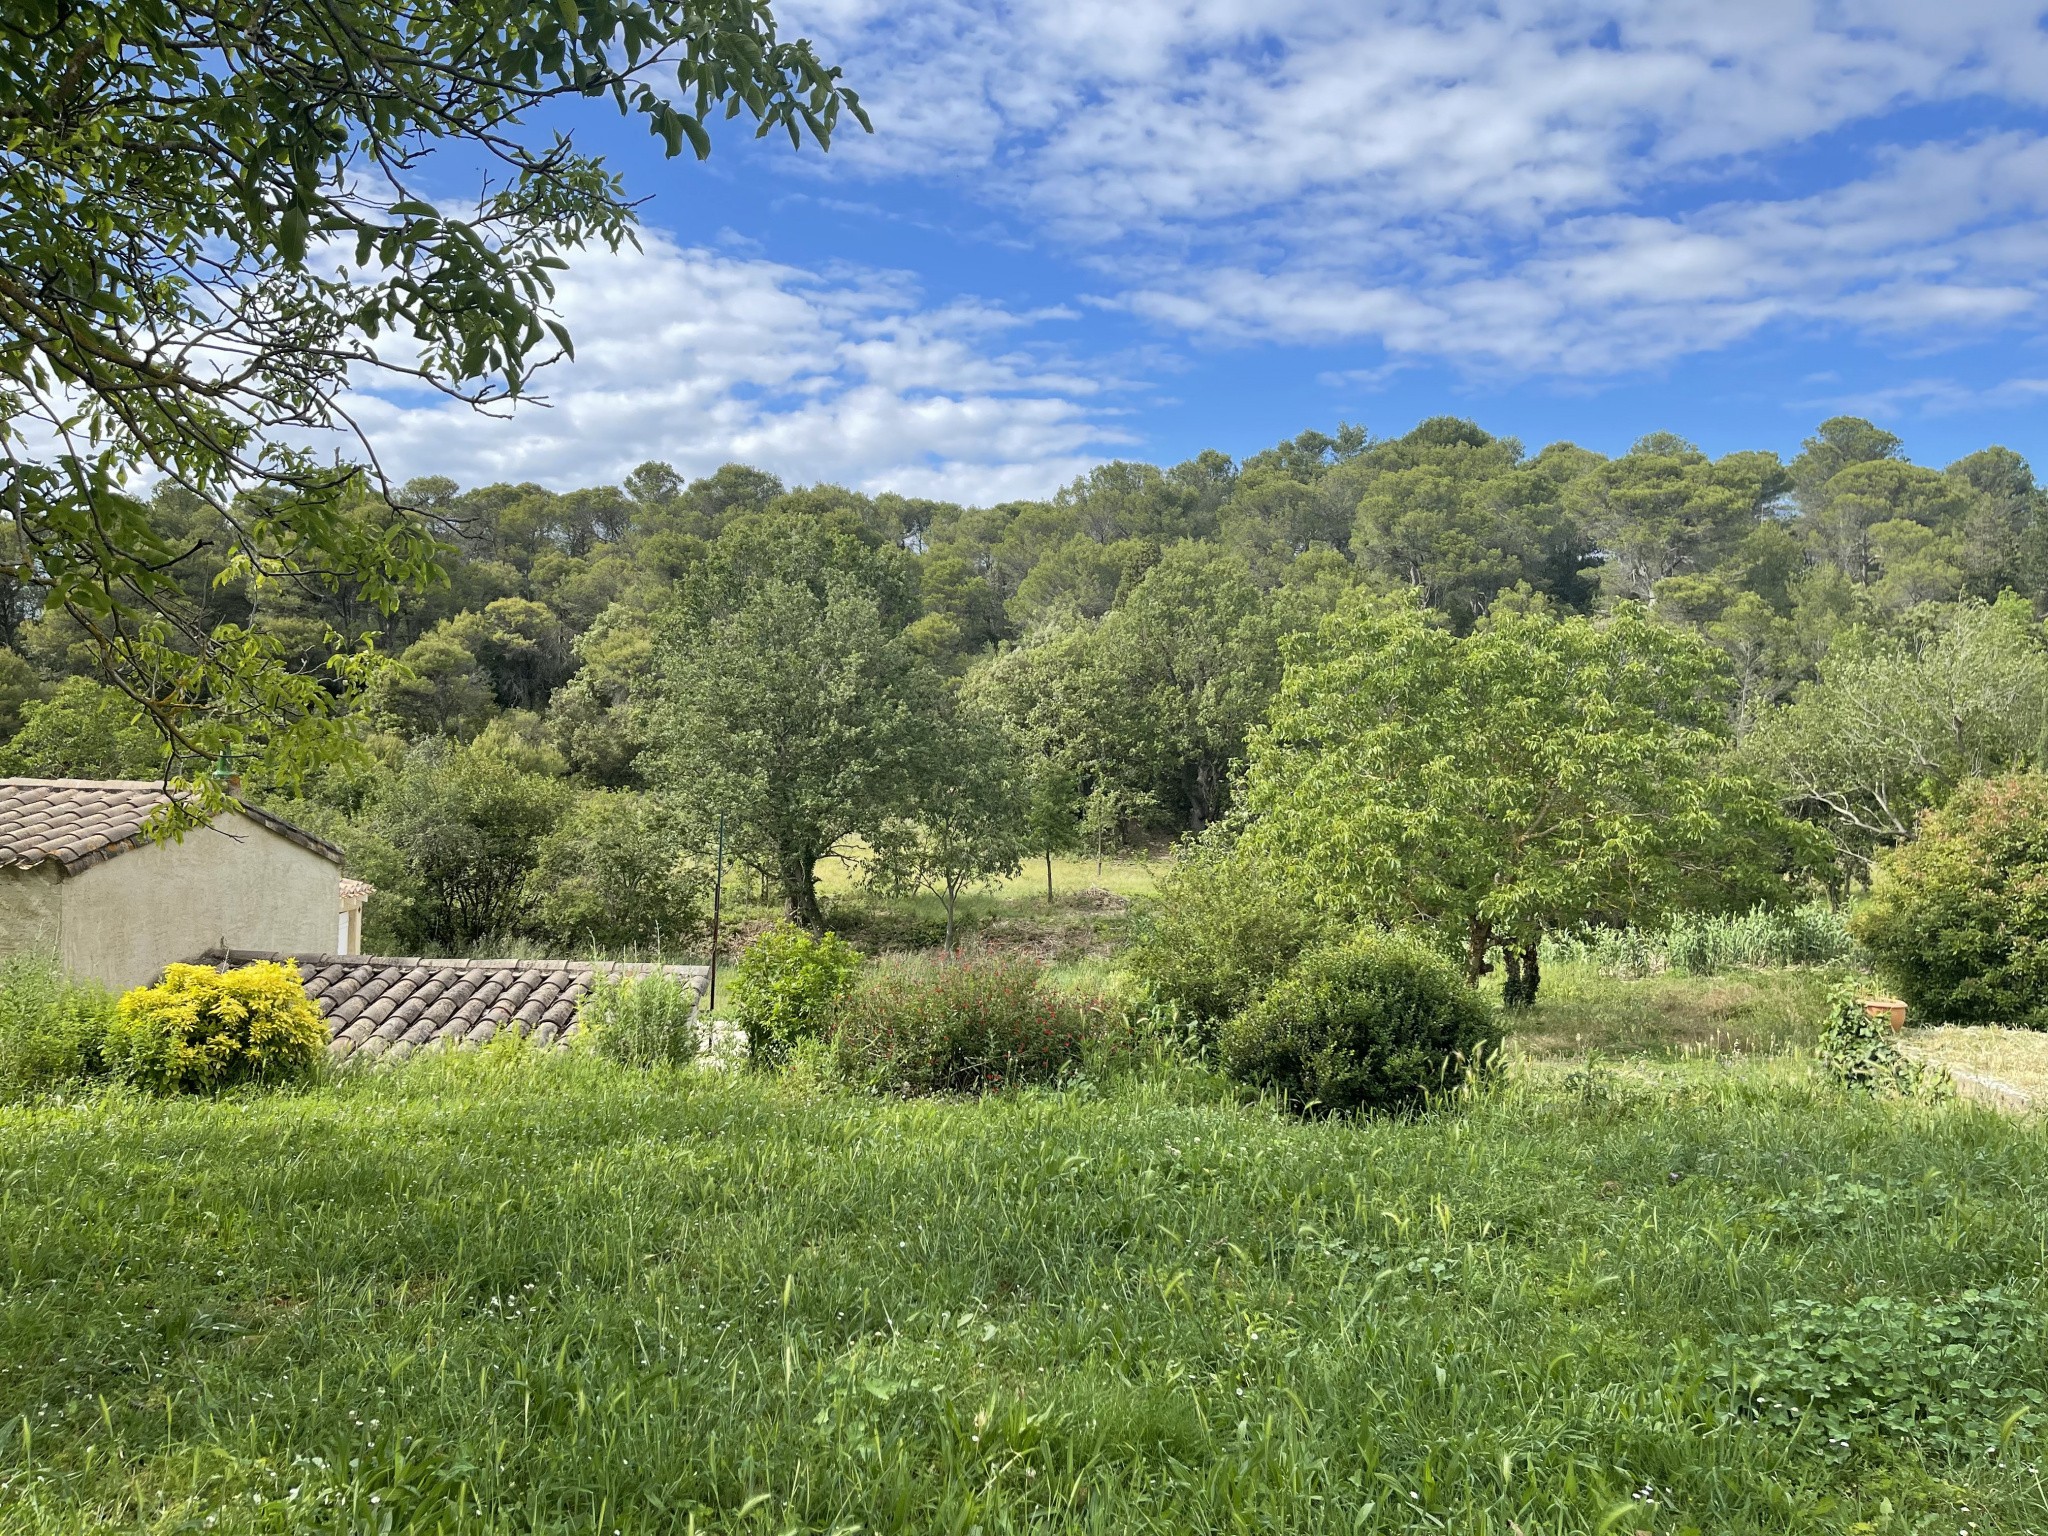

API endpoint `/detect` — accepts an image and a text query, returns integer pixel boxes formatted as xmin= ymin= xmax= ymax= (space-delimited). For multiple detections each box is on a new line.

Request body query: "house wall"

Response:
xmin=54 ymin=813 xmax=340 ymax=991
xmin=0 ymin=864 xmax=66 ymax=963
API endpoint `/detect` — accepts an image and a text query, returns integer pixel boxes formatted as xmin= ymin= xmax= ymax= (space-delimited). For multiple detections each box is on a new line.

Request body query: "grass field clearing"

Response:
xmin=3 ymin=1037 xmax=2046 ymax=1534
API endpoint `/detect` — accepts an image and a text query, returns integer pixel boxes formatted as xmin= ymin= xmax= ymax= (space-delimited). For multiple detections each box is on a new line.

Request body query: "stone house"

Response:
xmin=0 ymin=777 xmax=356 ymax=990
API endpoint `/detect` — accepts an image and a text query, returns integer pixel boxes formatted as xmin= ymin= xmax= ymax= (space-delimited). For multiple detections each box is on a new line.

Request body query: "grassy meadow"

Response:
xmin=4 ymin=980 xmax=2048 ymax=1535
xmin=1508 ymin=965 xmax=1836 ymax=1063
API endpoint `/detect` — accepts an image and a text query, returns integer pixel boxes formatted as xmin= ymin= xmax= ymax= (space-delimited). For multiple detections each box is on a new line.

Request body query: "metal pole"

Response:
xmin=707 ymin=809 xmax=726 ymax=1013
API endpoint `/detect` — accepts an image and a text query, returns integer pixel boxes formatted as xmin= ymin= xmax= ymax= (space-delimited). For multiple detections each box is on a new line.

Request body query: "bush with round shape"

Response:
xmin=107 ymin=962 xmax=327 ymax=1093
xmin=830 ymin=952 xmax=1122 ymax=1095
xmin=1219 ymin=935 xmax=1499 ymax=1116
xmin=1124 ymin=835 xmax=1329 ymax=1034
xmin=1852 ymin=774 xmax=2048 ymax=1026
xmin=728 ymin=924 xmax=863 ymax=1066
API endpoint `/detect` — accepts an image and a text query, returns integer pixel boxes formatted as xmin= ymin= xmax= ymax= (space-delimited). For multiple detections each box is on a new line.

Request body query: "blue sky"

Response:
xmin=357 ymin=1 xmax=2048 ymax=503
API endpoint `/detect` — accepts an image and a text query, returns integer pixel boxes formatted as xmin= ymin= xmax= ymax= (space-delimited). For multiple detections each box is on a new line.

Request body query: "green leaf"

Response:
xmin=278 ymin=204 xmax=308 ymax=264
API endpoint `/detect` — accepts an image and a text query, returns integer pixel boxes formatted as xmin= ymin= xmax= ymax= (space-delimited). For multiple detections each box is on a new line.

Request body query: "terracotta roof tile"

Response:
xmin=194 ymin=949 xmax=709 ymax=1061
xmin=0 ymin=778 xmax=344 ymax=873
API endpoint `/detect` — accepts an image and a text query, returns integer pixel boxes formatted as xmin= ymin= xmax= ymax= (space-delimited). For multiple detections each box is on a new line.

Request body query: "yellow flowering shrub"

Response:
xmin=108 ymin=962 xmax=327 ymax=1093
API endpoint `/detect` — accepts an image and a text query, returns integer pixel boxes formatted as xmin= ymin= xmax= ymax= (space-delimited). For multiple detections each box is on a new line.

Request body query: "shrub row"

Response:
xmin=725 ymin=913 xmax=1498 ymax=1117
xmin=0 ymin=956 xmax=326 ymax=1101
xmin=726 ymin=926 xmax=1128 ymax=1094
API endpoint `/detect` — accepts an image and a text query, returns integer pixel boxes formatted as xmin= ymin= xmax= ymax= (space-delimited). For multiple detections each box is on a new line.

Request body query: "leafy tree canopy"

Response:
xmin=1241 ymin=594 xmax=1810 ymax=1001
xmin=647 ymin=555 xmax=942 ymax=930
xmin=0 ymin=0 xmax=862 ymax=791
xmin=865 ymin=704 xmax=1026 ymax=948
xmin=1741 ymin=594 xmax=2048 ymax=866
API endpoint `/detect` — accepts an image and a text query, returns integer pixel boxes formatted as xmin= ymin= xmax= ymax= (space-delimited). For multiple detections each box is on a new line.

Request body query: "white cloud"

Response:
xmin=794 ymin=1 xmax=2048 ymax=229
xmin=777 ymin=1 xmax=2048 ymax=375
xmin=1799 ymin=373 xmax=2048 ymax=422
xmin=343 ymin=234 xmax=1128 ymax=500
xmin=299 ymin=4 xmax=2048 ymax=493
xmin=1112 ymin=132 xmax=2048 ymax=371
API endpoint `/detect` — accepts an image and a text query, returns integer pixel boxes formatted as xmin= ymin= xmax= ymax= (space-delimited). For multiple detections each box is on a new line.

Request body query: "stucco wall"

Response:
xmin=52 ymin=813 xmax=340 ymax=991
xmin=0 ymin=865 xmax=66 ymax=963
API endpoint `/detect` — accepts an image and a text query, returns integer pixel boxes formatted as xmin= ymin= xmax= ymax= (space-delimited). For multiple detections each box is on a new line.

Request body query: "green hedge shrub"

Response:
xmin=1219 ymin=935 xmax=1498 ymax=1116
xmin=106 ymin=962 xmax=327 ymax=1093
xmin=830 ymin=953 xmax=1123 ymax=1095
xmin=1852 ymin=774 xmax=2048 ymax=1025
xmin=524 ymin=793 xmax=705 ymax=954
xmin=576 ymin=970 xmax=701 ymax=1067
xmin=729 ymin=924 xmax=864 ymax=1065
xmin=0 ymin=954 xmax=117 ymax=1101
xmin=1125 ymin=836 xmax=1329 ymax=1032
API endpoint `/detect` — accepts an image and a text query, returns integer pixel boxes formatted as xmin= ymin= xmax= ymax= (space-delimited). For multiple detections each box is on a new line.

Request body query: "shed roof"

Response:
xmin=0 ymin=778 xmax=343 ymax=874
xmin=197 ymin=949 xmax=709 ymax=1062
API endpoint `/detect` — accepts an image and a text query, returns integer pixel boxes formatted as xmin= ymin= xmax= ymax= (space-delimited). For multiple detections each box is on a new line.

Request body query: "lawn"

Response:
xmin=801 ymin=852 xmax=1157 ymax=972
xmin=1508 ymin=963 xmax=1836 ymax=1063
xmin=813 ymin=848 xmax=1163 ymax=906
xmin=3 ymin=1022 xmax=2046 ymax=1534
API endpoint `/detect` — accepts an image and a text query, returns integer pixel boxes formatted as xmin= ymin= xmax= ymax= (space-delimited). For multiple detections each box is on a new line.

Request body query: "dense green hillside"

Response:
xmin=7 ymin=413 xmax=2040 ymax=959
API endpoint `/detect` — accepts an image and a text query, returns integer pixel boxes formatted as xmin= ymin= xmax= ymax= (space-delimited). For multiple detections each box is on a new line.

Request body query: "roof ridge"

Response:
xmin=199 ymin=947 xmax=709 ymax=974
xmin=0 ymin=778 xmax=344 ymax=870
xmin=0 ymin=776 xmax=172 ymax=789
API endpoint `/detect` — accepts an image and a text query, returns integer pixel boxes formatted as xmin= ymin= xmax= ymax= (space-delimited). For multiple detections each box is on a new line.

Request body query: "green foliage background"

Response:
xmin=5 ymin=412 xmax=2047 ymax=965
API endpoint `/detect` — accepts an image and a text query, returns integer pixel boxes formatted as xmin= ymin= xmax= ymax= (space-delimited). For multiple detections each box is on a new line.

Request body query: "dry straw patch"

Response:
xmin=1904 ymin=1027 xmax=2048 ymax=1113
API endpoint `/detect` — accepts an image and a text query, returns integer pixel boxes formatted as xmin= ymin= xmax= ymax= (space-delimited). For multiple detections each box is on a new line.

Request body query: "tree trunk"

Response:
xmin=1501 ymin=941 xmax=1542 ymax=1008
xmin=1188 ymin=759 xmax=1216 ymax=835
xmin=782 ymin=854 xmax=824 ymax=934
xmin=943 ymin=883 xmax=958 ymax=952
xmin=1465 ymin=917 xmax=1494 ymax=984
xmin=1045 ymin=851 xmax=1054 ymax=907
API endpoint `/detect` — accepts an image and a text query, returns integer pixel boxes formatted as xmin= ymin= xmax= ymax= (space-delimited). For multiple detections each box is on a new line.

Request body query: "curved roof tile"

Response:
xmin=192 ymin=949 xmax=709 ymax=1061
xmin=0 ymin=778 xmax=344 ymax=873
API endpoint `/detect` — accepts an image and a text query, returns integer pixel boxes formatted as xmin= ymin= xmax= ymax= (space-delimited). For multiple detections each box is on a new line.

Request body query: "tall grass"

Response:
xmin=1546 ymin=901 xmax=1857 ymax=978
xmin=830 ymin=952 xmax=1124 ymax=1094
xmin=575 ymin=969 xmax=701 ymax=1067
xmin=1 ymin=1050 xmax=2044 ymax=1532
xmin=0 ymin=954 xmax=114 ymax=1102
